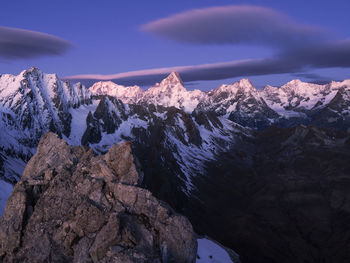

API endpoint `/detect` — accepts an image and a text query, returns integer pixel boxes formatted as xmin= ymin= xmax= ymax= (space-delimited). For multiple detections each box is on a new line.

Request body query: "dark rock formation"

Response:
xmin=187 ymin=125 xmax=350 ymax=263
xmin=0 ymin=133 xmax=197 ymax=263
xmin=93 ymin=96 xmax=127 ymax=134
xmin=81 ymin=111 xmax=102 ymax=146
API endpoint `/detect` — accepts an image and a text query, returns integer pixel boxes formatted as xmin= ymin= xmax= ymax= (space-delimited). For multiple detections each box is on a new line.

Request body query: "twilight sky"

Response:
xmin=1 ymin=0 xmax=350 ymax=90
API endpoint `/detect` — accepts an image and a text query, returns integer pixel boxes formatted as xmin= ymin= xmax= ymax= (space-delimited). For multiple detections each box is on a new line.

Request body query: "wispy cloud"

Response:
xmin=0 ymin=26 xmax=72 ymax=60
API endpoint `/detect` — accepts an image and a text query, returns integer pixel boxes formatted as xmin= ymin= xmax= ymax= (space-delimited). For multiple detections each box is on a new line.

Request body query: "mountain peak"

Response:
xmin=20 ymin=67 xmax=43 ymax=77
xmin=27 ymin=66 xmax=43 ymax=74
xmin=226 ymin=78 xmax=256 ymax=93
xmin=237 ymin=78 xmax=253 ymax=88
xmin=285 ymin=79 xmax=304 ymax=86
xmin=282 ymin=79 xmax=325 ymax=93
xmin=214 ymin=78 xmax=255 ymax=95
xmin=28 ymin=66 xmax=40 ymax=72
xmin=160 ymin=71 xmax=184 ymax=86
xmin=89 ymin=81 xmax=143 ymax=104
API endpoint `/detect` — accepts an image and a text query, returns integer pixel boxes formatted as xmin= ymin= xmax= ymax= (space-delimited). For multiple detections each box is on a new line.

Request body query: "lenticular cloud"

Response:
xmin=0 ymin=26 xmax=72 ymax=60
xmin=67 ymin=6 xmax=350 ymax=85
xmin=140 ymin=5 xmax=327 ymax=48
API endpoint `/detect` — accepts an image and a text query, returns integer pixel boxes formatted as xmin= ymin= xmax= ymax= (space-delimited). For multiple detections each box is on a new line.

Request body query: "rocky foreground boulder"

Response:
xmin=0 ymin=133 xmax=197 ymax=263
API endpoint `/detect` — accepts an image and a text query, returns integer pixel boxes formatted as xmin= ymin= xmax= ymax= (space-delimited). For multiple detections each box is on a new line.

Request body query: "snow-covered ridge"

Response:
xmin=0 ymin=67 xmax=90 ymax=109
xmin=89 ymin=71 xmax=206 ymax=113
xmin=89 ymin=71 xmax=350 ymax=125
xmin=0 ymin=67 xmax=91 ymax=137
xmin=202 ymin=78 xmax=265 ymax=113
xmin=260 ymin=79 xmax=350 ymax=121
xmin=0 ymin=67 xmax=92 ymax=182
xmin=89 ymin=74 xmax=267 ymax=114
xmin=2 ymin=68 xmax=350 ymax=131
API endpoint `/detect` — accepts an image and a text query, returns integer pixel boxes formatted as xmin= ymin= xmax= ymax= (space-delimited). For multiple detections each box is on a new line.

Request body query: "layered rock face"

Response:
xmin=0 ymin=133 xmax=197 ymax=263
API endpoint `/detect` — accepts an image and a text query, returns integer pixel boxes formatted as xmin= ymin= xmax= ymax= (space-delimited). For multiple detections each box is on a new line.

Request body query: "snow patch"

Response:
xmin=197 ymin=238 xmax=234 ymax=263
xmin=91 ymin=116 xmax=149 ymax=153
xmin=67 ymin=100 xmax=99 ymax=145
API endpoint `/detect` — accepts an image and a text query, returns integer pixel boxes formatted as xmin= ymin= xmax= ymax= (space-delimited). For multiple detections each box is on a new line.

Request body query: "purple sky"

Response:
xmin=1 ymin=0 xmax=350 ymax=90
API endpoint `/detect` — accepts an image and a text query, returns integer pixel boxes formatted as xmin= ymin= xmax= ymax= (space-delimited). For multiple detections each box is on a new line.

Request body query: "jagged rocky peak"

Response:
xmin=236 ymin=78 xmax=254 ymax=89
xmin=159 ymin=71 xmax=184 ymax=86
xmin=0 ymin=132 xmax=197 ymax=262
xmin=1 ymin=67 xmax=91 ymax=104
xmin=234 ymin=78 xmax=260 ymax=97
xmin=139 ymin=71 xmax=205 ymax=112
xmin=228 ymin=78 xmax=254 ymax=90
xmin=20 ymin=66 xmax=43 ymax=76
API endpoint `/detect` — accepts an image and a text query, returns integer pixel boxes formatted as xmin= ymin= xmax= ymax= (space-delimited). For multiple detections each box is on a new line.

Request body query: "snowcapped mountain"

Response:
xmin=89 ymin=72 xmax=207 ymax=113
xmin=0 ymin=67 xmax=91 ymax=139
xmin=88 ymin=74 xmax=280 ymax=129
xmin=196 ymin=79 xmax=279 ymax=129
xmin=2 ymin=68 xmax=350 ymax=186
xmin=311 ymin=85 xmax=350 ymax=129
xmin=262 ymin=79 xmax=350 ymax=115
xmin=198 ymin=79 xmax=260 ymax=114
xmin=0 ymin=67 xmax=91 ymax=182
xmin=89 ymin=81 xmax=143 ymax=104
xmin=0 ymin=68 xmax=250 ymax=193
xmin=74 ymin=95 xmax=246 ymax=195
xmin=261 ymin=80 xmax=332 ymax=117
xmin=140 ymin=72 xmax=206 ymax=113
xmin=89 ymin=73 xmax=350 ymax=130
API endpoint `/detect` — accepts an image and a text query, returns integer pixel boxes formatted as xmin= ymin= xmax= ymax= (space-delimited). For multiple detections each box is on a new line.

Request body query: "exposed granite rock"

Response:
xmin=0 ymin=132 xmax=196 ymax=263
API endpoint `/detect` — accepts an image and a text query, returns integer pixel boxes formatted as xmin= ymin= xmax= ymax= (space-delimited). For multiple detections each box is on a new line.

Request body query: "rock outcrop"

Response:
xmin=0 ymin=132 xmax=197 ymax=263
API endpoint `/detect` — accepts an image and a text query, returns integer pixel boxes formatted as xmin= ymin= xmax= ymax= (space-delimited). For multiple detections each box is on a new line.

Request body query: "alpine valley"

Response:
xmin=1 ymin=67 xmax=350 ymax=263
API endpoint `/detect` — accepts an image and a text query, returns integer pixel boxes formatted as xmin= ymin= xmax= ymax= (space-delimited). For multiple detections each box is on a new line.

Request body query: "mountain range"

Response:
xmin=89 ymin=71 xmax=350 ymax=130
xmin=1 ymin=67 xmax=350 ymax=263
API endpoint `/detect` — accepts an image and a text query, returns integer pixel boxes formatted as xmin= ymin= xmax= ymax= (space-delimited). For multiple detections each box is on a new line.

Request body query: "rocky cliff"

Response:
xmin=0 ymin=133 xmax=197 ymax=263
